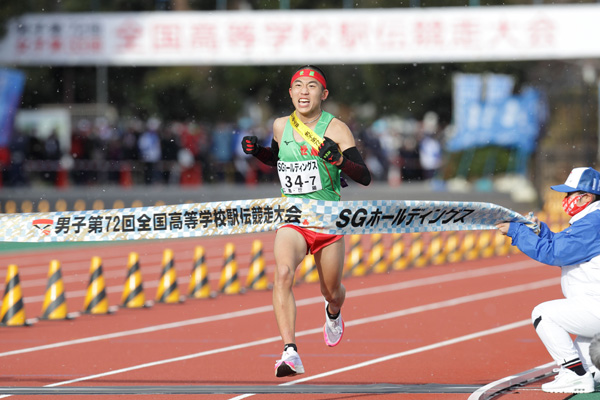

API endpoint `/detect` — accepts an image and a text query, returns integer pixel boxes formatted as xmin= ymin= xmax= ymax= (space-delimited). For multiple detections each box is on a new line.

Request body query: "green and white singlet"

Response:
xmin=277 ymin=111 xmax=341 ymax=201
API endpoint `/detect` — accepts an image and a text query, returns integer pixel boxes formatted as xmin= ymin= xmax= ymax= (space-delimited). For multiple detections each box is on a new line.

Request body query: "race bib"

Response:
xmin=277 ymin=160 xmax=323 ymax=195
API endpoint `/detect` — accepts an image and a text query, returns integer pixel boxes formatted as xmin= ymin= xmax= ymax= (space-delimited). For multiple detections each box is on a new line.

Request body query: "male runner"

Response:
xmin=242 ymin=65 xmax=371 ymax=377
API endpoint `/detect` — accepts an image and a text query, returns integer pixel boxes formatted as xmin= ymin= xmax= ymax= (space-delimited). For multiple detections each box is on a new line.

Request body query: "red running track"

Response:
xmin=0 ymin=234 xmax=571 ymax=400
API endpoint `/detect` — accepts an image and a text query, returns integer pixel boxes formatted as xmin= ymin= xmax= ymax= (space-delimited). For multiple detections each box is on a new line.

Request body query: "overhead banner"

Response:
xmin=1 ymin=5 xmax=600 ymax=66
xmin=0 ymin=197 xmax=534 ymax=243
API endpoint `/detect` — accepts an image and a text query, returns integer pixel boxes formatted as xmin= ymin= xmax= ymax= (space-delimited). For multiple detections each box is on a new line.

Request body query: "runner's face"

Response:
xmin=289 ymin=76 xmax=328 ymax=115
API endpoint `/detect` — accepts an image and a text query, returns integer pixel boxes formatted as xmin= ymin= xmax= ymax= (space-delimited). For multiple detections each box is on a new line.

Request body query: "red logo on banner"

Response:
xmin=32 ymin=219 xmax=54 ymax=236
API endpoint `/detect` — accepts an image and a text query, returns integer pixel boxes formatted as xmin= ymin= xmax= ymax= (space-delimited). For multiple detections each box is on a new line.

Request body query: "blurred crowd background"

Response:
xmin=3 ymin=111 xmax=443 ymax=188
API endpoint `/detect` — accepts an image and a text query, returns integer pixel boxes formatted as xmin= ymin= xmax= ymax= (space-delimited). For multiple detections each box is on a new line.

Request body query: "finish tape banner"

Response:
xmin=0 ymin=198 xmax=533 ymax=243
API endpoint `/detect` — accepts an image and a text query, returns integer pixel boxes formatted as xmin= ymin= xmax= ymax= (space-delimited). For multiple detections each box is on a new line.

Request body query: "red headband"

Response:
xmin=290 ymin=69 xmax=327 ymax=89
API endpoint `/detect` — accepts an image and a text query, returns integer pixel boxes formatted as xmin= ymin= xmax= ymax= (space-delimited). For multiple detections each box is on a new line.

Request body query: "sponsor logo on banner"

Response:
xmin=32 ymin=219 xmax=54 ymax=236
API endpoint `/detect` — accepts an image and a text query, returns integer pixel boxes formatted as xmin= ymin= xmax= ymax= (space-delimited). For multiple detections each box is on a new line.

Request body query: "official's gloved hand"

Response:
xmin=318 ymin=137 xmax=342 ymax=164
xmin=242 ymin=136 xmax=259 ymax=155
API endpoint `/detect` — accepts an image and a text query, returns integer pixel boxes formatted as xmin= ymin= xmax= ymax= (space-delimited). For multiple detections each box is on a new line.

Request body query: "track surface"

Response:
xmin=0 ymin=233 xmax=573 ymax=399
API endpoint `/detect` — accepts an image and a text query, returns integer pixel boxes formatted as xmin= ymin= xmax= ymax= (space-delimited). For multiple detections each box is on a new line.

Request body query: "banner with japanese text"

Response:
xmin=0 ymin=198 xmax=533 ymax=243
xmin=0 ymin=5 xmax=599 ymax=66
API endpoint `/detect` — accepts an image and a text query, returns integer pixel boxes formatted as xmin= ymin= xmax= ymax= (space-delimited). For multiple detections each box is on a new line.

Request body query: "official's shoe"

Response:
xmin=274 ymin=347 xmax=305 ymax=377
xmin=541 ymin=368 xmax=594 ymax=393
xmin=323 ymin=303 xmax=344 ymax=347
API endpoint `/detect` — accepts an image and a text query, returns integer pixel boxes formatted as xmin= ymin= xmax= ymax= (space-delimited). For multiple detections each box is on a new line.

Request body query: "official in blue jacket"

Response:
xmin=497 ymin=167 xmax=600 ymax=394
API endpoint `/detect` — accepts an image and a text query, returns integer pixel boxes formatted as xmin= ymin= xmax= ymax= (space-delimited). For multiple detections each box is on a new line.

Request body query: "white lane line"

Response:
xmin=0 ymin=305 xmax=273 ymax=358
xmin=346 ymin=277 xmax=557 ymax=327
xmin=0 ymin=259 xmax=545 ymax=358
xmin=29 ymin=277 xmax=556 ymax=389
xmin=226 ymin=319 xmax=534 ymax=400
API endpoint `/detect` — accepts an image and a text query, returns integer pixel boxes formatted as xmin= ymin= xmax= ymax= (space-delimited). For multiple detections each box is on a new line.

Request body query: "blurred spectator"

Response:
xmin=419 ymin=112 xmax=443 ymax=180
xmin=360 ymin=126 xmax=388 ymax=182
xmin=233 ymin=117 xmax=256 ymax=184
xmin=419 ymin=134 xmax=442 ymax=180
xmin=43 ymin=130 xmax=62 ymax=184
xmin=187 ymin=122 xmax=211 ymax=182
xmin=122 ymin=122 xmax=141 ymax=161
xmin=399 ymin=136 xmax=422 ymax=182
xmin=6 ymin=130 xmax=28 ymax=186
xmin=161 ymin=123 xmax=182 ymax=184
xmin=71 ymin=120 xmax=93 ymax=185
xmin=138 ymin=118 xmax=162 ymax=185
xmin=105 ymin=136 xmax=124 ymax=184
xmin=210 ymin=122 xmax=235 ymax=183
xmin=27 ymin=130 xmax=44 ymax=161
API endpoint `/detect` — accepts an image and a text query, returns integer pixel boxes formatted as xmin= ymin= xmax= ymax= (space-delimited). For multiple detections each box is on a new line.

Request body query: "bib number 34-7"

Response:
xmin=277 ymin=160 xmax=323 ymax=195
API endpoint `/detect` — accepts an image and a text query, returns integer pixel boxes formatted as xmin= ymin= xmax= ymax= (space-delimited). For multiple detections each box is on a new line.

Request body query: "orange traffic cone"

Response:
xmin=411 ymin=233 xmax=428 ymax=268
xmin=83 ymin=257 xmax=116 ymax=314
xmin=188 ymin=246 xmax=215 ymax=299
xmin=369 ymin=234 xmax=388 ymax=274
xmin=156 ymin=249 xmax=184 ymax=303
xmin=121 ymin=252 xmax=152 ymax=308
xmin=297 ymin=254 xmax=319 ymax=284
xmin=429 ymin=232 xmax=446 ymax=266
xmin=218 ymin=243 xmax=243 ymax=294
xmin=0 ymin=264 xmax=35 ymax=326
xmin=246 ymin=240 xmax=269 ymax=290
xmin=347 ymin=235 xmax=368 ymax=277
xmin=41 ymin=260 xmax=78 ymax=320
xmin=389 ymin=233 xmax=408 ymax=270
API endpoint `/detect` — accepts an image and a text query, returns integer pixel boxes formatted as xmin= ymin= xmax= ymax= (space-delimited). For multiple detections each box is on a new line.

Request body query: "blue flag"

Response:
xmin=447 ymin=73 xmax=545 ymax=154
xmin=0 ymin=68 xmax=26 ymax=148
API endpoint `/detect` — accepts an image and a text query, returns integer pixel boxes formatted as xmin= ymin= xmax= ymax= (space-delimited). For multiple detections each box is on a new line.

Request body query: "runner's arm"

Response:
xmin=323 ymin=119 xmax=371 ymax=186
xmin=338 ymin=146 xmax=371 ymax=186
xmin=254 ymin=139 xmax=279 ymax=166
xmin=241 ymin=136 xmax=279 ymax=166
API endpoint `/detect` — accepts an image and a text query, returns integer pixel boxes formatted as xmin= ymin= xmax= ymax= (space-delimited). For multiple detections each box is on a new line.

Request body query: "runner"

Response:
xmin=242 ymin=65 xmax=371 ymax=377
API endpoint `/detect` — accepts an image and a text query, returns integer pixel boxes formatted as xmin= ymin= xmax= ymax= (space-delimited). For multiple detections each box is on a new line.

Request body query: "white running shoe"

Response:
xmin=541 ymin=368 xmax=594 ymax=393
xmin=323 ymin=302 xmax=344 ymax=347
xmin=274 ymin=347 xmax=305 ymax=378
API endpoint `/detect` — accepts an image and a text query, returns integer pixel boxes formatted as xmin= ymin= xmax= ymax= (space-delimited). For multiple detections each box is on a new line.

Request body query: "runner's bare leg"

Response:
xmin=273 ymin=227 xmax=308 ymax=344
xmin=314 ymin=237 xmax=346 ymax=315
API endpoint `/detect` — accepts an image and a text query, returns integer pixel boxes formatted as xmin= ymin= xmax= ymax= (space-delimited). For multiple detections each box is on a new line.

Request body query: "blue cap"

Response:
xmin=551 ymin=167 xmax=600 ymax=195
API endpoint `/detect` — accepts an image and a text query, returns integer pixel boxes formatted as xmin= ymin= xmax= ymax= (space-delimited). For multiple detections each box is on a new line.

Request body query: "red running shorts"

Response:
xmin=280 ymin=224 xmax=343 ymax=254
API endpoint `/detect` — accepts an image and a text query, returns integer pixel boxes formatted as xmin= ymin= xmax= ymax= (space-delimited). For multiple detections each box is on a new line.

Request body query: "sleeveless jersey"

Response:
xmin=277 ymin=111 xmax=341 ymax=201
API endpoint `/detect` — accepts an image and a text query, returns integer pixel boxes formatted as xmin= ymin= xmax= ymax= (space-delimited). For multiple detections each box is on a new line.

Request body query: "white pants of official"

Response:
xmin=532 ymin=296 xmax=600 ymax=374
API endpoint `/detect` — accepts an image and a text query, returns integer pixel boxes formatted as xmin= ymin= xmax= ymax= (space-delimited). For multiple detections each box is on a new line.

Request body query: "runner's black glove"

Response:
xmin=318 ymin=137 xmax=342 ymax=164
xmin=242 ymin=136 xmax=259 ymax=155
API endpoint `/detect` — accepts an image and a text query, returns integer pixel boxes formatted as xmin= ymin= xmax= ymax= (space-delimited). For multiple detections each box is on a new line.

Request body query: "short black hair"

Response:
xmin=295 ymin=65 xmax=327 ymax=83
